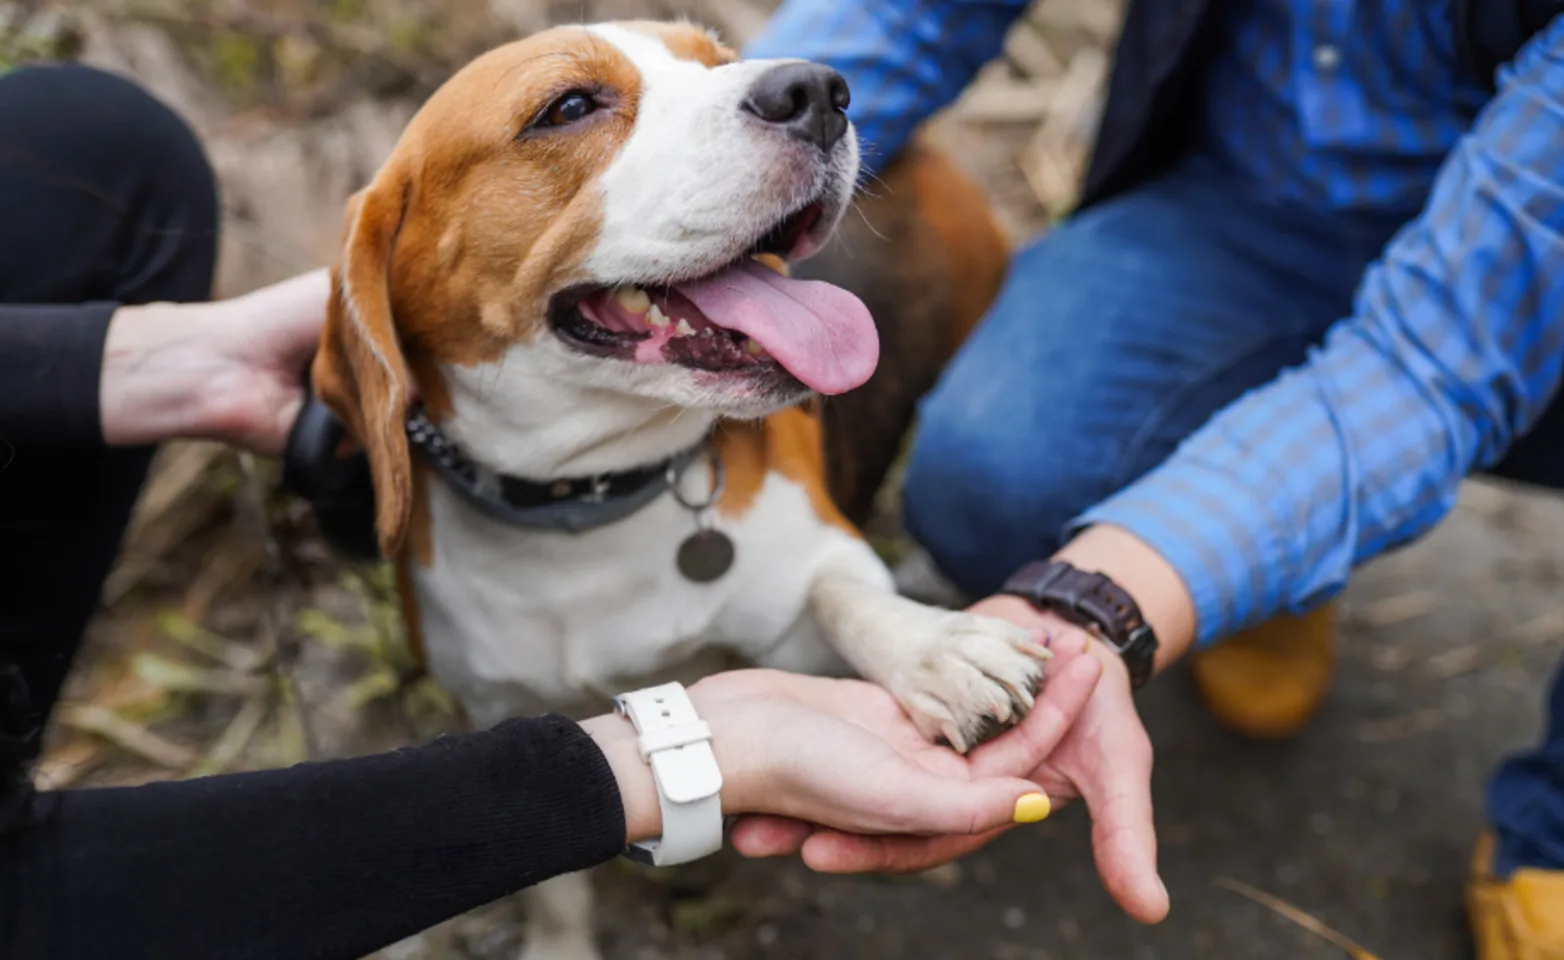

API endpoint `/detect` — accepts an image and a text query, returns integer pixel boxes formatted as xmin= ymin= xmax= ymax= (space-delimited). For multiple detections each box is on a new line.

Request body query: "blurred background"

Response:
xmin=3 ymin=1 xmax=1561 ymax=957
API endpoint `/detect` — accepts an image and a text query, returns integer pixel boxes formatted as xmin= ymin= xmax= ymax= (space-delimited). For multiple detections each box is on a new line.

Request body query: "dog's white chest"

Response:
xmin=412 ymin=464 xmax=852 ymax=720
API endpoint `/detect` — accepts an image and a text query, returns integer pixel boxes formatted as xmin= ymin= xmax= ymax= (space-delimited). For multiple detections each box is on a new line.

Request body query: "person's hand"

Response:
xmin=742 ymin=598 xmax=1168 ymax=924
xmin=101 ymin=268 xmax=329 ymax=455
xmin=580 ymin=654 xmax=1103 ymax=860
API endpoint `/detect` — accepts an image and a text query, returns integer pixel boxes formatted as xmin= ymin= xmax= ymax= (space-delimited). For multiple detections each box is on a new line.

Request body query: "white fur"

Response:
xmin=416 ymin=451 xmax=854 ymax=729
xmin=583 ymin=25 xmax=858 ymax=286
xmin=403 ymin=26 xmax=1045 ymax=960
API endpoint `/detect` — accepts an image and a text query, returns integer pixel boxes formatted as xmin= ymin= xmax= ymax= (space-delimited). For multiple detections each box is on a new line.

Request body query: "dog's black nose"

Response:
xmin=742 ymin=62 xmax=850 ymax=153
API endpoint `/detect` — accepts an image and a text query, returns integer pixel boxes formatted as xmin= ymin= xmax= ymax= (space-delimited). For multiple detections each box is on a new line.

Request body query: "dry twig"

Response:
xmin=1215 ymin=877 xmax=1384 ymax=959
xmin=57 ymin=703 xmax=199 ymax=770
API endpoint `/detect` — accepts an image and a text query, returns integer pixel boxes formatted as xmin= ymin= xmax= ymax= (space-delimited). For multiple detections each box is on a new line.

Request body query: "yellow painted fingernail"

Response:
xmin=1013 ymin=793 xmax=1051 ymax=823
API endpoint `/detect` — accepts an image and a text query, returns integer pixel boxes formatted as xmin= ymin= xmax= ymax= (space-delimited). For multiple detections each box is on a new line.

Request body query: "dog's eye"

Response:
xmin=537 ymin=91 xmax=598 ymax=128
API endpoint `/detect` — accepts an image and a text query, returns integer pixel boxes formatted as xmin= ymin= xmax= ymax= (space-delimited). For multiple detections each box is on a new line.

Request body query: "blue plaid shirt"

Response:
xmin=747 ymin=3 xmax=1564 ymax=645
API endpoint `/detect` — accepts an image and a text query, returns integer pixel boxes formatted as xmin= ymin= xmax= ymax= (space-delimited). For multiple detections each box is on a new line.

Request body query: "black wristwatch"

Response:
xmin=1000 ymin=560 xmax=1159 ymax=691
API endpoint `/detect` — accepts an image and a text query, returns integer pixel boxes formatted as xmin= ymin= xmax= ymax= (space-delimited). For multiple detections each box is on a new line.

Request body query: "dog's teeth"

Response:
xmin=674 ymin=319 xmax=696 ymax=338
xmin=744 ymin=337 xmax=766 ymax=356
xmin=699 ymin=327 xmax=714 ymax=337
xmin=750 ymin=252 xmax=786 ymax=274
xmin=647 ymin=303 xmax=670 ymax=328
xmin=615 ymin=286 xmax=651 ymax=315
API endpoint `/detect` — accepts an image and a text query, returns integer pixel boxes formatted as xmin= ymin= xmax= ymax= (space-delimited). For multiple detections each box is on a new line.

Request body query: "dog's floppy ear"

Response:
xmin=312 ymin=174 xmax=414 ymax=558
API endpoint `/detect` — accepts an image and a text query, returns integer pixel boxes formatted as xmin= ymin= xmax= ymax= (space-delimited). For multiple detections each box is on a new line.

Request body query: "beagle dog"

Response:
xmin=310 ymin=20 xmax=1034 ymax=959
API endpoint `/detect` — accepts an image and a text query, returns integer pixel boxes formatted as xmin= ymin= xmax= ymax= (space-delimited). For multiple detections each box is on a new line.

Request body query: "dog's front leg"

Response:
xmin=808 ymin=545 xmax=1050 ymax=753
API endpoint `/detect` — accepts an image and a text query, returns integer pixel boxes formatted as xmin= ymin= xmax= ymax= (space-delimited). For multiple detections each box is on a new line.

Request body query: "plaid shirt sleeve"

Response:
xmin=742 ymin=0 xmax=1030 ymax=176
xmin=1072 ymin=15 xmax=1564 ymax=646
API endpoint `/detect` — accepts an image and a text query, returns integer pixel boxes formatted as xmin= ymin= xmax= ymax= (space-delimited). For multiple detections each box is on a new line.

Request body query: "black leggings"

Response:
xmin=0 ymin=61 xmax=219 ymax=778
xmin=0 ymin=64 xmax=625 ymax=960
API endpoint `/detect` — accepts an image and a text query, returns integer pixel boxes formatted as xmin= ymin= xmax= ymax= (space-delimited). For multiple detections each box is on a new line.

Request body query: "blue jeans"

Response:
xmin=901 ymin=153 xmax=1564 ymax=875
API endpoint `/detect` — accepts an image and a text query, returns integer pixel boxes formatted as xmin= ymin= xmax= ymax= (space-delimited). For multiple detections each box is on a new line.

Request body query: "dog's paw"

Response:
xmin=885 ymin=606 xmax=1052 ymax=754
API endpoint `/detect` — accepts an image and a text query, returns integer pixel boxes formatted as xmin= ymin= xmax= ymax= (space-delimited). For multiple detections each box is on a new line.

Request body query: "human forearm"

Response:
xmin=1 ymin=714 xmax=625 ymax=960
xmin=1059 ymin=16 xmax=1564 ymax=649
xmin=99 ymin=299 xmax=235 ymax=447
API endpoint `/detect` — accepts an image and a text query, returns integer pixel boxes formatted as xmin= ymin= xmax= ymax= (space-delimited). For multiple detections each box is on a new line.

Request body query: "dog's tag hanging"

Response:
xmin=677 ymin=527 xmax=735 ymax=583
xmin=670 ymin=447 xmax=735 ymax=584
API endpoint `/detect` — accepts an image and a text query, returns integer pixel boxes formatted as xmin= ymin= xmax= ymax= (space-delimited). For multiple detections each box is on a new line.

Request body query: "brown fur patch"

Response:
xmin=622 ymin=20 xmax=738 ymax=66
xmin=397 ymin=453 xmax=434 ymax=671
xmin=388 ymin=28 xmax=645 ymax=363
xmin=313 ymin=27 xmax=648 ymax=553
xmin=713 ymin=408 xmax=854 ymax=533
xmin=395 ymin=553 xmax=427 ymax=671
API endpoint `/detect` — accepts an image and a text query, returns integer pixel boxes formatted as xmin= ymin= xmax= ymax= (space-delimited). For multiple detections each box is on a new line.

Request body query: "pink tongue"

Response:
xmin=673 ymin=260 xmax=879 ymax=395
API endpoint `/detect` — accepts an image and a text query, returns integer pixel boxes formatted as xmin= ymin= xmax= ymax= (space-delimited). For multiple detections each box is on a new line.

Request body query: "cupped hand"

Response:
xmin=101 ymin=268 xmax=330 ymax=455
xmin=690 ymin=658 xmax=1100 ymax=840
xmin=681 ymin=638 xmax=1101 ymax=850
xmin=729 ymin=599 xmax=1169 ymax=925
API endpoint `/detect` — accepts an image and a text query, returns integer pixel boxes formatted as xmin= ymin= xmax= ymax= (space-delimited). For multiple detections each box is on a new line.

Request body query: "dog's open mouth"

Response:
xmin=549 ymin=202 xmax=879 ymax=396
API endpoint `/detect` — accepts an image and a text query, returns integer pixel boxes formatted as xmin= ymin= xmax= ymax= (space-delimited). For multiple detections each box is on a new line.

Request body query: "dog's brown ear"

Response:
xmin=313 ymin=175 xmax=414 ymax=557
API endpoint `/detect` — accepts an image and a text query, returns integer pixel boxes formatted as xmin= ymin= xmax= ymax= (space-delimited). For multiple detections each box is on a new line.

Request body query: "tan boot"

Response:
xmin=1469 ymin=832 xmax=1564 ymax=959
xmin=1188 ymin=602 xmax=1337 ymax=740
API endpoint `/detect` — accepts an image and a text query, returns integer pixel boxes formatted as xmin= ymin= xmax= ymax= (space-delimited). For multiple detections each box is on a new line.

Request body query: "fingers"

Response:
xmin=729 ymin=815 xmax=813 ymax=858
xmin=968 ymin=647 xmax=1100 ymax=779
xmin=800 ymin=827 xmax=1008 ymax=874
xmin=861 ymin=764 xmax=1058 ymax=841
xmin=1078 ymin=727 xmax=1167 ymax=923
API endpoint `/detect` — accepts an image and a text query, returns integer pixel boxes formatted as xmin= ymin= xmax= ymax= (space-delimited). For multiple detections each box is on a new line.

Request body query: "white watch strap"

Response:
xmin=615 ymin=682 xmax=724 ymax=866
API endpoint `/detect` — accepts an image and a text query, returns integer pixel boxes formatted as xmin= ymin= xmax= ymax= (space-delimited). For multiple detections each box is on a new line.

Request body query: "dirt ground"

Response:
xmin=9 ymin=0 xmax=1563 ymax=957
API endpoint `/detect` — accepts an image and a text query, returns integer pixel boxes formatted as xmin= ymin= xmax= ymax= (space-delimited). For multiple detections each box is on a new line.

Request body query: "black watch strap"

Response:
xmin=1000 ymin=560 xmax=1159 ymax=691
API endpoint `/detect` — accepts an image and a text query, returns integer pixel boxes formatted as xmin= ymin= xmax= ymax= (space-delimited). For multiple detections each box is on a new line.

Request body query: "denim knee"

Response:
xmin=903 ymin=391 xmax=1105 ymax=599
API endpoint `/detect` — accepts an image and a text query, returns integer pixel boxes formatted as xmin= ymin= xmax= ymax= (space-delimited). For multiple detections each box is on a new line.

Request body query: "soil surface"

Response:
xmin=14 ymin=1 xmax=1561 ymax=957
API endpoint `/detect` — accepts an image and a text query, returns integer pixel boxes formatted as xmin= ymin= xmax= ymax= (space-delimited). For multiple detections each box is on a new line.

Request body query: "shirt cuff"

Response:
xmin=1064 ymin=457 xmax=1291 ymax=648
xmin=0 ymin=302 xmax=117 ymax=447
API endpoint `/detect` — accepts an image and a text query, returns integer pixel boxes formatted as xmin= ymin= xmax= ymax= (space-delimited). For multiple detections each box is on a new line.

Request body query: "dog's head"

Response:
xmin=313 ymin=21 xmax=876 ymax=555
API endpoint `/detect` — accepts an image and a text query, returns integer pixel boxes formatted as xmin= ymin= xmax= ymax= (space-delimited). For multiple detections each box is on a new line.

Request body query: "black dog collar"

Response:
xmin=404 ymin=405 xmax=705 ymax=535
xmin=283 ymin=395 xmax=708 ymax=555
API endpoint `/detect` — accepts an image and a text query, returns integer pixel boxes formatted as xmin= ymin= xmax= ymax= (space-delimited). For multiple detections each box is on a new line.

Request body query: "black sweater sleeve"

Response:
xmin=0 ymin=303 xmax=117 ymax=447
xmin=1 ymin=714 xmax=628 ymax=960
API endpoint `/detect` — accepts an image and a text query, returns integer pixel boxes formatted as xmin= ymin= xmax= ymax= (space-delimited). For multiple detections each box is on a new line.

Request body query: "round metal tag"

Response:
xmin=676 ymin=529 xmax=735 ymax=583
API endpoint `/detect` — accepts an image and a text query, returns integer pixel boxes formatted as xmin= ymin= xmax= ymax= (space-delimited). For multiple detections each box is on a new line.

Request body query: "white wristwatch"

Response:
xmin=613 ymin=681 xmax=725 ymax=866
